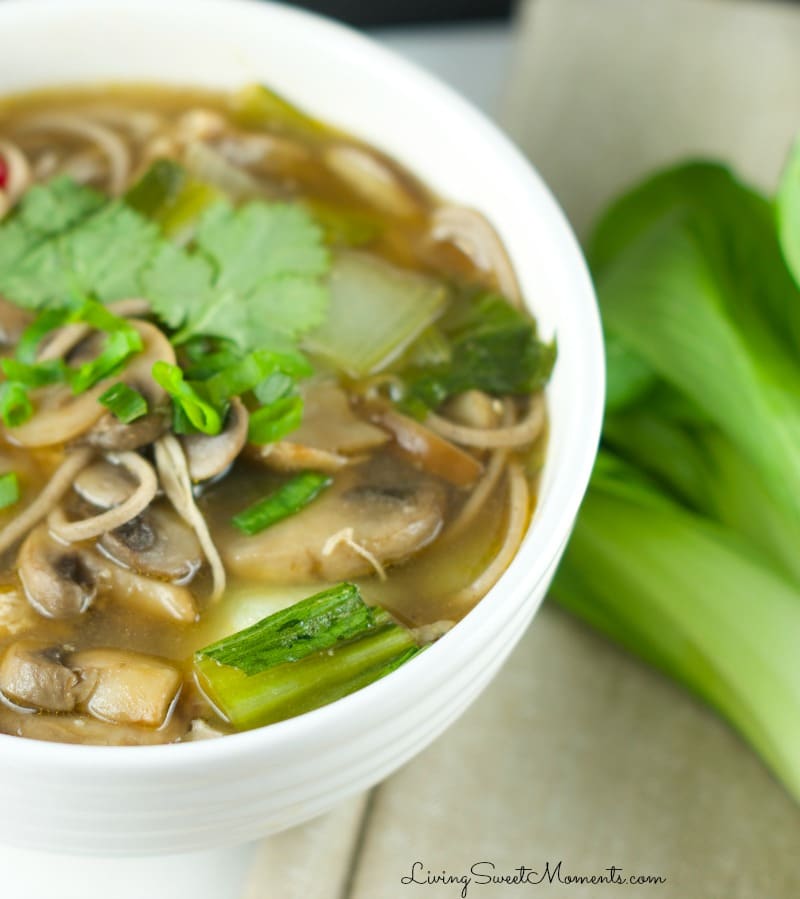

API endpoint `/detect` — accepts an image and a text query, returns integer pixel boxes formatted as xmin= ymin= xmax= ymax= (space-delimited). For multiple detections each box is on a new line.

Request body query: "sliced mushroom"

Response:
xmin=182 ymin=397 xmax=248 ymax=482
xmin=73 ymin=459 xmax=139 ymax=510
xmin=0 ymin=640 xmax=84 ymax=712
xmin=0 ymin=296 xmax=33 ymax=346
xmin=70 ymin=648 xmax=182 ymax=728
xmin=18 ymin=524 xmax=98 ymax=618
xmin=101 ymin=561 xmax=197 ymax=624
xmin=324 ymin=144 xmax=425 ymax=219
xmin=221 ymin=466 xmax=445 ymax=583
xmin=9 ymin=320 xmax=174 ymax=448
xmin=247 ymin=441 xmax=349 ymax=474
xmin=100 ymin=502 xmax=203 ymax=583
xmin=288 ymin=380 xmax=388 ymax=456
xmin=247 ymin=381 xmax=387 ymax=475
xmin=86 ymin=409 xmax=168 ymax=453
xmin=365 ymin=404 xmax=482 ymax=488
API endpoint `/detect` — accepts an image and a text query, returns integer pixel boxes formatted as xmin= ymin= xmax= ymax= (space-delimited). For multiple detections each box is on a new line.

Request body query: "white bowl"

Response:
xmin=0 ymin=0 xmax=604 ymax=856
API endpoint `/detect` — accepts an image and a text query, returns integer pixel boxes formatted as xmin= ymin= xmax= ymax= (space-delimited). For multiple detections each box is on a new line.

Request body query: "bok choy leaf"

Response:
xmin=555 ymin=156 xmax=800 ymax=803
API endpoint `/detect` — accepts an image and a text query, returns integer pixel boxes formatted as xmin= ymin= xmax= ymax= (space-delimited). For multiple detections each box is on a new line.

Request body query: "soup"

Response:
xmin=0 ymin=85 xmax=554 ymax=745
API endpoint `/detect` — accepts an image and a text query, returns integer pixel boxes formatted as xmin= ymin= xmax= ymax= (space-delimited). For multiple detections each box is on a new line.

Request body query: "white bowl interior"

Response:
xmin=0 ymin=0 xmax=604 ymax=854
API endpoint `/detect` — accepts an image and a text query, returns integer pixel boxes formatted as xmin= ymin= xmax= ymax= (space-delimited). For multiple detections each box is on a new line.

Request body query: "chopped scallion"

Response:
xmin=0 ymin=472 xmax=19 ymax=510
xmin=0 ymin=382 xmax=33 ymax=428
xmin=232 ymin=471 xmax=331 ymax=535
xmin=98 ymin=382 xmax=148 ymax=424
xmin=151 ymin=361 xmax=223 ymax=435
xmin=247 ymin=395 xmax=304 ymax=445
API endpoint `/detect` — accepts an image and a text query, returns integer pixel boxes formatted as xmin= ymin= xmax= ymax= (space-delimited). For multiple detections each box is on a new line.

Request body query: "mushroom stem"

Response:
xmin=154 ymin=435 xmax=226 ymax=603
xmin=0 ymin=448 xmax=93 ymax=556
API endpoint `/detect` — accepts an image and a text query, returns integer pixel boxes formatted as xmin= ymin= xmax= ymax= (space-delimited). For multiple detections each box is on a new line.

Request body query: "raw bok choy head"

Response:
xmin=553 ymin=148 xmax=800 ymax=802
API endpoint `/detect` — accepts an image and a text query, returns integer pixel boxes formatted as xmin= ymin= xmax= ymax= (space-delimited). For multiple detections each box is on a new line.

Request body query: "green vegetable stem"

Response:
xmin=194 ymin=583 xmax=421 ymax=729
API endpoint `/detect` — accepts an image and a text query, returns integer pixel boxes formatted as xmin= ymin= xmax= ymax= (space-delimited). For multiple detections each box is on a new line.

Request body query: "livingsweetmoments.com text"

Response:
xmin=400 ymin=861 xmax=667 ymax=897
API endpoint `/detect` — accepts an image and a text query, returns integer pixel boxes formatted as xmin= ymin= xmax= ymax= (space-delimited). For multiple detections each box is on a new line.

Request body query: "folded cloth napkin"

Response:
xmin=502 ymin=0 xmax=800 ymax=238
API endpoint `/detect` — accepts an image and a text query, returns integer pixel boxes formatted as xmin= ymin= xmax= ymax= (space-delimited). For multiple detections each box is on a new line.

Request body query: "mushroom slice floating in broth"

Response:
xmin=100 ymin=503 xmax=203 ymax=584
xmin=18 ymin=524 xmax=98 ymax=619
xmin=0 ymin=640 xmax=83 ymax=712
xmin=70 ymin=648 xmax=182 ymax=728
xmin=221 ymin=466 xmax=445 ymax=583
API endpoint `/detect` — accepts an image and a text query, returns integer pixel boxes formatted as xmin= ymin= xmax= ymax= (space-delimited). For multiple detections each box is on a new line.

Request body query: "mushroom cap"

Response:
xmin=99 ymin=501 xmax=203 ymax=583
xmin=220 ymin=462 xmax=446 ymax=584
xmin=17 ymin=524 xmax=98 ymax=619
xmin=0 ymin=640 xmax=83 ymax=712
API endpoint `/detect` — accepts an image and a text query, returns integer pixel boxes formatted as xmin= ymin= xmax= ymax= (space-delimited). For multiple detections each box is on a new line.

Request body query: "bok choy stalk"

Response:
xmin=194 ymin=583 xmax=421 ymax=729
xmin=553 ymin=153 xmax=800 ymax=801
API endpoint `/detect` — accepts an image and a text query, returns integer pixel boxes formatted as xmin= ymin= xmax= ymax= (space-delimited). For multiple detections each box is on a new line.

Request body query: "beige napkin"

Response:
xmin=244 ymin=2 xmax=800 ymax=896
xmin=502 ymin=0 xmax=800 ymax=239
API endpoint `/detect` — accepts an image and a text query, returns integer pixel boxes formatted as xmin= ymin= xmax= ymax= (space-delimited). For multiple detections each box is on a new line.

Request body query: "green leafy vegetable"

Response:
xmin=232 ymin=471 xmax=331 ymax=535
xmin=304 ymin=251 xmax=449 ymax=377
xmin=0 ymin=472 xmax=20 ymax=510
xmin=98 ymin=382 xmax=148 ymax=424
xmin=777 ymin=136 xmax=800 ymax=296
xmin=125 ymin=158 xmax=219 ymax=239
xmin=554 ymin=158 xmax=800 ymax=803
xmin=194 ymin=582 xmax=420 ymax=729
xmin=230 ymin=84 xmax=330 ymax=140
xmin=556 ymin=453 xmax=800 ymax=801
xmin=400 ymin=291 xmax=556 ymax=414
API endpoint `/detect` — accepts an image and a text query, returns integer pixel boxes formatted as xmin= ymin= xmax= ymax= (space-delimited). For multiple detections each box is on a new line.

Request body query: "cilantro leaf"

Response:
xmin=0 ymin=180 xmax=160 ymax=309
xmin=143 ymin=200 xmax=330 ymax=352
xmin=0 ymin=177 xmax=104 ymax=275
xmin=0 ymin=177 xmax=331 ymax=357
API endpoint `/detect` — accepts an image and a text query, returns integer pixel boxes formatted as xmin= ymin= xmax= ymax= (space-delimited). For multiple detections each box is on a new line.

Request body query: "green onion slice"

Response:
xmin=151 ymin=361 xmax=223 ymax=435
xmin=98 ymin=382 xmax=149 ymax=424
xmin=0 ymin=472 xmax=19 ymax=510
xmin=232 ymin=471 xmax=332 ymax=535
xmin=0 ymin=382 xmax=33 ymax=428
xmin=248 ymin=395 xmax=304 ymax=445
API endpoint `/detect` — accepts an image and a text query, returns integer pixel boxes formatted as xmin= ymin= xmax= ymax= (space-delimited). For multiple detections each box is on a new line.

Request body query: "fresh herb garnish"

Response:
xmin=142 ymin=200 xmax=330 ymax=352
xmin=0 ymin=175 xmax=331 ymax=356
xmin=98 ymin=382 xmax=148 ymax=424
xmin=247 ymin=395 xmax=304 ymax=445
